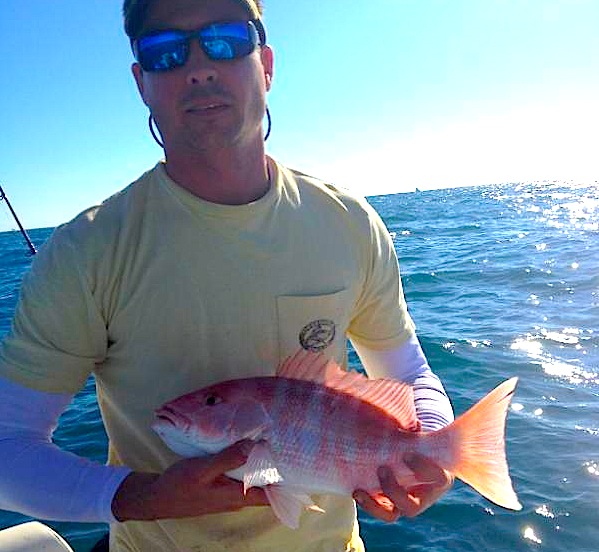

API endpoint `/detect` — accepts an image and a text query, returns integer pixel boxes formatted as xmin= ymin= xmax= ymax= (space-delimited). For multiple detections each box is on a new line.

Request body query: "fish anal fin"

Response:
xmin=278 ymin=349 xmax=419 ymax=431
xmin=264 ymin=486 xmax=325 ymax=529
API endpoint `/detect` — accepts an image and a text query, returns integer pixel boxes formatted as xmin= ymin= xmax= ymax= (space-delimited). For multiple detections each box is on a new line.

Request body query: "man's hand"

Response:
xmin=112 ymin=440 xmax=269 ymax=521
xmin=353 ymin=452 xmax=453 ymax=522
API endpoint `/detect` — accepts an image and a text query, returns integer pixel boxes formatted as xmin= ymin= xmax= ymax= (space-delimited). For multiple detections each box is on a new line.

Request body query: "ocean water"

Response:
xmin=0 ymin=181 xmax=597 ymax=551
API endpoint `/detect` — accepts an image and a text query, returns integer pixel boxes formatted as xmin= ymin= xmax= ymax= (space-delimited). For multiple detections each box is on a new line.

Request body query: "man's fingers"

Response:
xmin=243 ymin=486 xmax=270 ymax=506
xmin=203 ymin=443 xmax=271 ymax=507
xmin=211 ymin=476 xmax=270 ymax=507
xmin=402 ymin=453 xmax=454 ymax=516
xmin=404 ymin=452 xmax=452 ymax=487
xmin=353 ymin=490 xmax=400 ymax=523
xmin=201 ymin=440 xmax=255 ymax=479
xmin=354 ymin=458 xmax=455 ymax=523
xmin=377 ymin=466 xmax=422 ymax=518
xmin=377 ymin=466 xmax=403 ymax=496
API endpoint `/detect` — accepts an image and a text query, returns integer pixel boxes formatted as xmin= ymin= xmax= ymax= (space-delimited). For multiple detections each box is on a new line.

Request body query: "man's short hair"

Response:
xmin=123 ymin=0 xmax=264 ymax=40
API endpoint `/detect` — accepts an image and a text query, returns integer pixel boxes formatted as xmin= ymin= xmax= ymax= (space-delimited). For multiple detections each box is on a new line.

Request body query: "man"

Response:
xmin=0 ymin=0 xmax=454 ymax=550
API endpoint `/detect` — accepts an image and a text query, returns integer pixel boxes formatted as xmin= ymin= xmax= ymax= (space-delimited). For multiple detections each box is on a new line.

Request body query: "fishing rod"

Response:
xmin=0 ymin=183 xmax=37 ymax=256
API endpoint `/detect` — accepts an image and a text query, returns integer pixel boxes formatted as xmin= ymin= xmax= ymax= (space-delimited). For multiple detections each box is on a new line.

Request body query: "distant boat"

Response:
xmin=0 ymin=183 xmax=37 ymax=255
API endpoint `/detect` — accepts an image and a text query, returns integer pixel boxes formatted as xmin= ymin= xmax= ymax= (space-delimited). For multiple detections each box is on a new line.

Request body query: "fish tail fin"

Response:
xmin=436 ymin=377 xmax=522 ymax=510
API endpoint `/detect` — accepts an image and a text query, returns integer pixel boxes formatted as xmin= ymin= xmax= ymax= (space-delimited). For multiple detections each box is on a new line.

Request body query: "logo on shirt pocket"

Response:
xmin=299 ymin=319 xmax=336 ymax=352
xmin=276 ymin=290 xmax=350 ymax=361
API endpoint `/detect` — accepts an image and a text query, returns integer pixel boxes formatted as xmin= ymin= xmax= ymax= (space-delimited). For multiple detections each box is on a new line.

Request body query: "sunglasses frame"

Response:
xmin=133 ymin=20 xmax=266 ymax=72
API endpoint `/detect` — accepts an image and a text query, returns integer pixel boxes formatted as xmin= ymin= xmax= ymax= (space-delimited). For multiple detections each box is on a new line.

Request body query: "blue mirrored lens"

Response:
xmin=200 ymin=22 xmax=257 ymax=60
xmin=137 ymin=31 xmax=189 ymax=71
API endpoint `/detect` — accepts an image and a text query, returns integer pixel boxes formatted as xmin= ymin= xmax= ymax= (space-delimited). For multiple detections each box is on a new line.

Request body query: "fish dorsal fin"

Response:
xmin=278 ymin=349 xmax=420 ymax=432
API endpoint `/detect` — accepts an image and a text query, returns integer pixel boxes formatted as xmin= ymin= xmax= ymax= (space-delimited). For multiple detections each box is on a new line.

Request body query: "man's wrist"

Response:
xmin=111 ymin=472 xmax=161 ymax=522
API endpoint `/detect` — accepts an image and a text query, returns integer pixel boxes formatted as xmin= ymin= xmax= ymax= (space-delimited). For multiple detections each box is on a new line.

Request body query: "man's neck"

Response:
xmin=163 ymin=144 xmax=271 ymax=205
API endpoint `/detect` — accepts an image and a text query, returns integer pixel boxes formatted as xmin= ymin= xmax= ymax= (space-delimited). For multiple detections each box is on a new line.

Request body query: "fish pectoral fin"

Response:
xmin=232 ymin=399 xmax=272 ymax=441
xmin=265 ymin=486 xmax=325 ymax=529
xmin=243 ymin=442 xmax=284 ymax=494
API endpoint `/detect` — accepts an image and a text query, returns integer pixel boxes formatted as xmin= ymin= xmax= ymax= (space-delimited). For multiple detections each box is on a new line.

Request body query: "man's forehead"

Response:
xmin=144 ymin=0 xmax=254 ymax=29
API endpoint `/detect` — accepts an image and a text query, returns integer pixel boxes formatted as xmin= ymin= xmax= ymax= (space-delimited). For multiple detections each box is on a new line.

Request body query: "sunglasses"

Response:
xmin=133 ymin=20 xmax=264 ymax=72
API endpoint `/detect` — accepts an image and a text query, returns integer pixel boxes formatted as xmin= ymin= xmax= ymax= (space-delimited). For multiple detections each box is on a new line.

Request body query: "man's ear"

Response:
xmin=131 ymin=63 xmax=149 ymax=106
xmin=261 ymin=46 xmax=274 ymax=92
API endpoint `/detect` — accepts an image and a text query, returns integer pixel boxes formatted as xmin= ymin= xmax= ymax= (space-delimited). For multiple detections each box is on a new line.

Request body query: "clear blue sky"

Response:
xmin=1 ymin=0 xmax=598 ymax=231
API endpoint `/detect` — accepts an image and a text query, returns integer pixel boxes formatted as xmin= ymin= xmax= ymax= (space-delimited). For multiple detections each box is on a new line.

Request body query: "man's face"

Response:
xmin=132 ymin=0 xmax=273 ymax=154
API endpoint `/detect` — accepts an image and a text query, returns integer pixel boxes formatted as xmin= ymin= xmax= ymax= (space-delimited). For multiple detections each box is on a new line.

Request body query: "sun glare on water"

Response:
xmin=510 ymin=329 xmax=598 ymax=386
xmin=523 ymin=526 xmax=543 ymax=544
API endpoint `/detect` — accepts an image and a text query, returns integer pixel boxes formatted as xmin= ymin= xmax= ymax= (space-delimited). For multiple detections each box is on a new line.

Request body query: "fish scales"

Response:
xmin=260 ymin=377 xmax=410 ymax=493
xmin=268 ymin=379 xmax=364 ymax=489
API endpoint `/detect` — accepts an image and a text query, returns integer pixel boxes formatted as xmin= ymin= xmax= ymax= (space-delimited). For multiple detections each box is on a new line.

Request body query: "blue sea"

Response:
xmin=0 ymin=181 xmax=597 ymax=551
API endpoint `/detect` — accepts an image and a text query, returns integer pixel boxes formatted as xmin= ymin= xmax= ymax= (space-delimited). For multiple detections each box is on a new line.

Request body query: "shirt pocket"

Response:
xmin=276 ymin=289 xmax=352 ymax=363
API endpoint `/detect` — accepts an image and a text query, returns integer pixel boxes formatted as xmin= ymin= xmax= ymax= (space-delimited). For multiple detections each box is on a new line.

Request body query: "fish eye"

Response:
xmin=205 ymin=395 xmax=221 ymax=406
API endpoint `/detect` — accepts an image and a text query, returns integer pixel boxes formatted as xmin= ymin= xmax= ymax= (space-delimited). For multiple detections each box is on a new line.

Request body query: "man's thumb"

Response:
xmin=205 ymin=440 xmax=254 ymax=476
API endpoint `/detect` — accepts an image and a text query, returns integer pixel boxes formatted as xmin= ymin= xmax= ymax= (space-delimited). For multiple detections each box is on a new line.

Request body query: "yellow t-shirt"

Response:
xmin=0 ymin=159 xmax=415 ymax=552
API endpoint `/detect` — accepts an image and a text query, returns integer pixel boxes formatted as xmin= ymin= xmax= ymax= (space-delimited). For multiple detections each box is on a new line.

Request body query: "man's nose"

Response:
xmin=185 ymin=40 xmax=218 ymax=84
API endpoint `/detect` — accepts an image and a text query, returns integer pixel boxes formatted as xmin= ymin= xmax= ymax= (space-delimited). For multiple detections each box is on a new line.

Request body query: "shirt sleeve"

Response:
xmin=0 ymin=225 xmax=108 ymax=393
xmin=351 ymin=334 xmax=454 ymax=431
xmin=347 ymin=205 xmax=416 ymax=350
xmin=0 ymin=376 xmax=131 ymax=522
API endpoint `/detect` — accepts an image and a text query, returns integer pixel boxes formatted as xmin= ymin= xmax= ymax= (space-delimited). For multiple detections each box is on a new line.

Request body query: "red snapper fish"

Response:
xmin=153 ymin=350 xmax=522 ymax=528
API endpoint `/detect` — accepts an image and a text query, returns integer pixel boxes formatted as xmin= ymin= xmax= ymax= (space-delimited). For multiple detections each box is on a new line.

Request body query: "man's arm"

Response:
xmin=350 ymin=334 xmax=455 ymax=520
xmin=0 ymin=376 xmax=130 ymax=522
xmin=352 ymin=333 xmax=454 ymax=431
xmin=0 ymin=376 xmax=268 ymax=523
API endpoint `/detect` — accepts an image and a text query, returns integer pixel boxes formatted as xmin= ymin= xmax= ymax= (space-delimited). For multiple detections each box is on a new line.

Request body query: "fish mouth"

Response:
xmin=154 ymin=406 xmax=182 ymax=428
xmin=155 ymin=413 xmax=177 ymax=427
